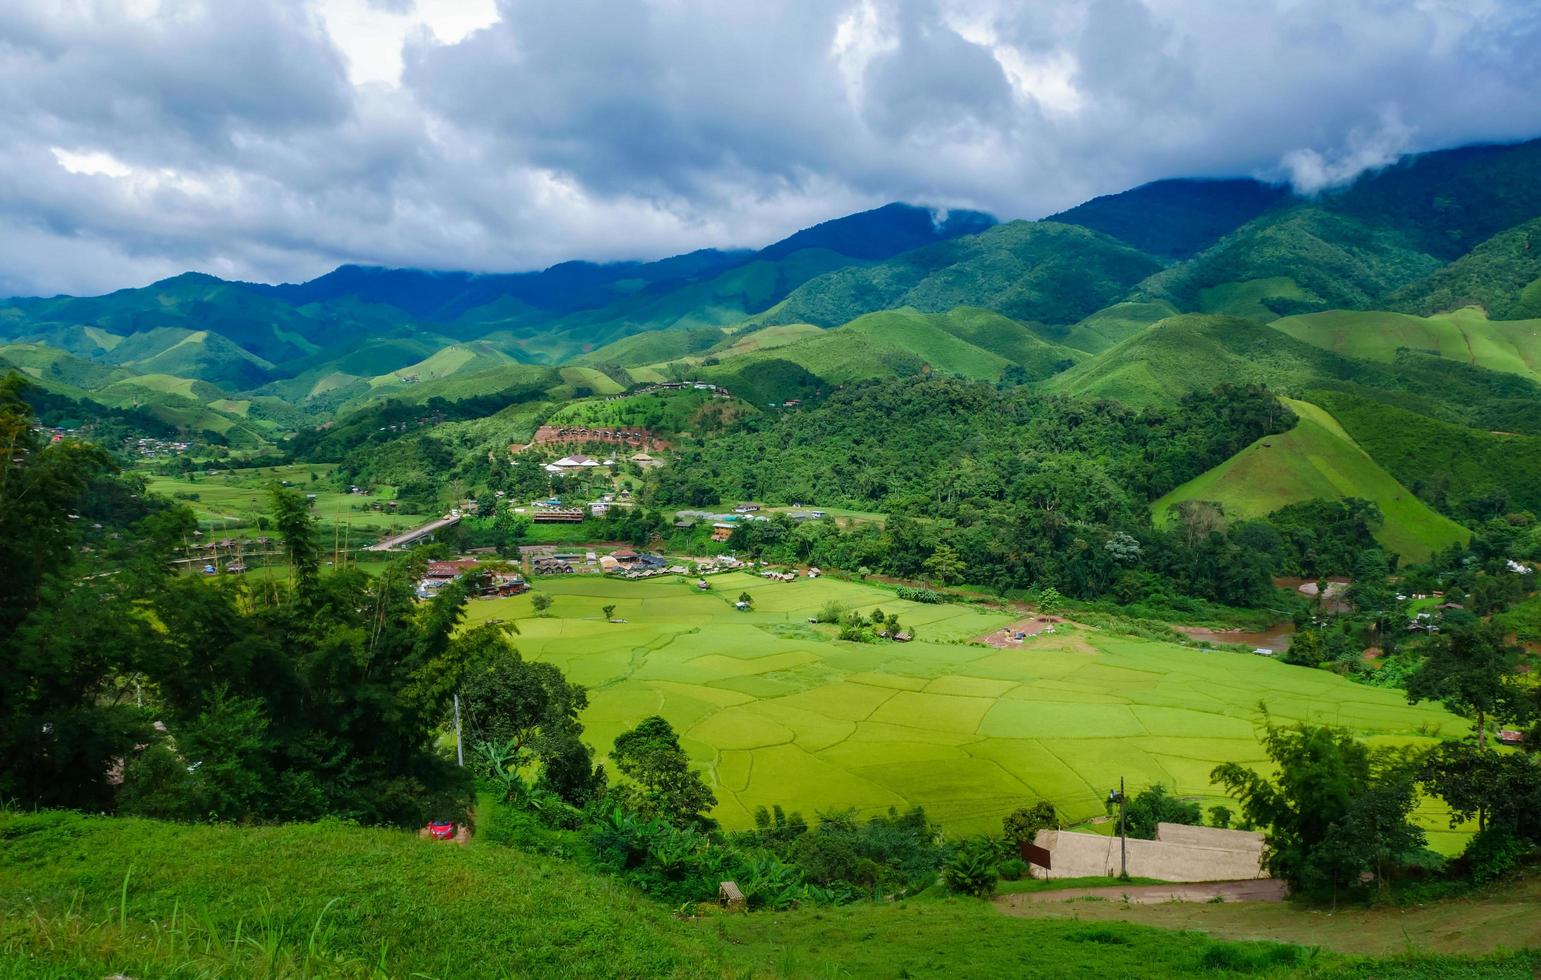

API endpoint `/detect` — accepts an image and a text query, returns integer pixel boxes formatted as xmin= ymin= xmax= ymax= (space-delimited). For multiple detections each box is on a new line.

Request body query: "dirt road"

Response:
xmin=998 ymin=879 xmax=1287 ymax=908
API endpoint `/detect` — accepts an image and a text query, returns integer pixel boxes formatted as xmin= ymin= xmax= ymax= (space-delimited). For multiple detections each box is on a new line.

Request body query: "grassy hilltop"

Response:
xmin=1152 ymin=399 xmax=1469 ymax=561
xmin=1272 ymin=308 xmax=1541 ymax=385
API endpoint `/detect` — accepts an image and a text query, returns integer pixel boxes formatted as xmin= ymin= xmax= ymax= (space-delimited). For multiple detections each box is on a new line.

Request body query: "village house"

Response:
xmin=415 ymin=559 xmax=482 ymax=599
xmin=544 ymin=453 xmax=605 ymax=474
xmin=711 ymin=522 xmax=735 ymax=542
xmin=532 ymin=506 xmax=585 ymax=523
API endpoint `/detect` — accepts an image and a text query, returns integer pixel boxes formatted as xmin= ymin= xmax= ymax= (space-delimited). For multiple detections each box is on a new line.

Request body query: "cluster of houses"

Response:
xmin=607 ymin=381 xmax=728 ymax=401
xmin=415 ymin=559 xmax=527 ymax=600
xmin=518 ymin=491 xmax=632 ymax=522
xmin=601 ymin=549 xmax=674 ymax=578
xmin=680 ymin=505 xmax=831 ymax=541
xmin=540 ymin=452 xmax=661 ymax=475
xmin=126 ymin=435 xmax=192 ymax=457
xmin=37 ymin=426 xmax=193 ymax=458
xmin=697 ymin=555 xmax=749 ymax=574
xmin=371 ymin=410 xmax=447 ymax=435
xmin=1405 ymin=596 xmax=1466 ymax=633
xmin=531 ymin=553 xmax=582 ymax=575
xmin=522 ymin=546 xmax=685 ymax=579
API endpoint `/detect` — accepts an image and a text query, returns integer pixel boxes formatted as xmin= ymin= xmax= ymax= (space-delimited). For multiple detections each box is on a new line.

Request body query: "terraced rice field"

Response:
xmin=463 ymin=573 xmax=1469 ymax=845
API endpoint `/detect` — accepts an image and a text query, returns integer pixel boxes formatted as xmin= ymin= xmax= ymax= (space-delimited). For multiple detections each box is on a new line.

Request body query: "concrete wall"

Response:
xmin=1154 ymin=822 xmax=1263 ymax=853
xmin=1030 ymin=825 xmax=1267 ymax=882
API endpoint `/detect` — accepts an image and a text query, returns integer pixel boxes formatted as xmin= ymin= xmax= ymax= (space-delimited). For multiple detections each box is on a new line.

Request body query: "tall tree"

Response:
xmin=1421 ymin=740 xmax=1541 ymax=840
xmin=1405 ymin=620 xmax=1525 ymax=745
xmin=1213 ymin=721 xmax=1425 ymax=895
xmin=610 ymin=715 xmax=716 ymax=826
xmin=458 ymin=625 xmax=603 ymax=806
xmin=0 ymin=374 xmax=157 ymax=810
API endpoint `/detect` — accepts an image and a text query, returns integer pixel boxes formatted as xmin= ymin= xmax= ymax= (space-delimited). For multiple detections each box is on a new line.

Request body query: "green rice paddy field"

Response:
xmin=143 ymin=464 xmax=409 ymax=537
xmin=464 ymin=573 xmax=1470 ymax=847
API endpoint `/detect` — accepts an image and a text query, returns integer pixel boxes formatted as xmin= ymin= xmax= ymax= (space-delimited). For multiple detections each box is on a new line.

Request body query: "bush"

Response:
xmin=895 ymin=587 xmax=942 ymax=604
xmin=1463 ymin=826 xmax=1532 ymax=884
xmin=814 ymin=600 xmax=844 ymax=623
xmin=1003 ymin=800 xmax=1059 ymax=844
xmin=998 ymin=857 xmax=1029 ymax=881
xmin=1121 ymin=784 xmax=1202 ymax=840
xmin=942 ymin=837 xmax=999 ymax=897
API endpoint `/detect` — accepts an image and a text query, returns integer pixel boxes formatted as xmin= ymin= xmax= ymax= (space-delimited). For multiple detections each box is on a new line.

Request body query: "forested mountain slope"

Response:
xmin=756 ymin=220 xmax=1161 ymax=329
xmin=1047 ymin=177 xmax=1292 ymax=260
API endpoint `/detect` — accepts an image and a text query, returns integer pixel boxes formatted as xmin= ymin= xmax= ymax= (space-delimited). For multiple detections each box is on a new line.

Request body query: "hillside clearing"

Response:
xmin=1151 ymin=398 xmax=1469 ymax=561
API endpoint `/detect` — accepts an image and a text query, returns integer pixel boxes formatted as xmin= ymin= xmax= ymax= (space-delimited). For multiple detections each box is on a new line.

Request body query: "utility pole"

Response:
xmin=1119 ymin=775 xmax=1127 ymax=879
xmin=453 ymin=693 xmax=464 ymax=767
xmin=1107 ymin=777 xmax=1128 ymax=879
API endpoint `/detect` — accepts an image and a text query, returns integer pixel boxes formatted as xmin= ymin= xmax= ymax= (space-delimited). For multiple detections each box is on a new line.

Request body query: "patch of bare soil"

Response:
xmin=974 ymin=615 xmax=1067 ymax=648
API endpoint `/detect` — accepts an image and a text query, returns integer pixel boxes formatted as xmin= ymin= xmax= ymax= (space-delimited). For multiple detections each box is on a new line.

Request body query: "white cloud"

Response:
xmin=313 ymin=0 xmax=498 ymax=86
xmin=1 ymin=0 xmax=1540 ymax=296
xmin=50 ymin=148 xmax=132 ymax=178
xmin=1280 ymin=108 xmax=1418 ymax=195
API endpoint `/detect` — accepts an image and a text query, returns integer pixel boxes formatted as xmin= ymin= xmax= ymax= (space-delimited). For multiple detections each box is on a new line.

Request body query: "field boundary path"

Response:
xmin=997 ymin=879 xmax=1286 ymax=907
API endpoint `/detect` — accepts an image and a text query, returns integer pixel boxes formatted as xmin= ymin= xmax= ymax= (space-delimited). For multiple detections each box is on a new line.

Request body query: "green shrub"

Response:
xmin=998 ymin=857 xmax=1029 ymax=881
xmin=1463 ymin=826 xmax=1532 ymax=884
xmin=942 ymin=837 xmax=999 ymax=897
xmin=814 ymin=600 xmax=844 ymax=623
xmin=1002 ymin=800 xmax=1060 ymax=844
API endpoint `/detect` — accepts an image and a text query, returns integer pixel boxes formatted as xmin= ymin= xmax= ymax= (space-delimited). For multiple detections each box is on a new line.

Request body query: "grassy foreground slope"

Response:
xmin=13 ymin=811 xmax=1532 ymax=979
xmin=460 ymin=573 xmax=1466 ymax=844
xmin=1271 ymin=308 xmax=1541 ymax=384
xmin=1152 ymin=399 xmax=1468 ymax=560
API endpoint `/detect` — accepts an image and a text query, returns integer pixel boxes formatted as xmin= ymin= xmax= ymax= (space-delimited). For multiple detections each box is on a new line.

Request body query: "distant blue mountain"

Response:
xmin=756 ymin=202 xmax=996 ymax=262
xmin=248 ymin=202 xmax=997 ymax=322
xmin=1047 ymin=178 xmax=1291 ymax=260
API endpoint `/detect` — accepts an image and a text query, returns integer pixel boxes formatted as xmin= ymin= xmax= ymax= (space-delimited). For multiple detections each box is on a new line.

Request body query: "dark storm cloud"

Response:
xmin=1 ymin=0 xmax=1540 ymax=296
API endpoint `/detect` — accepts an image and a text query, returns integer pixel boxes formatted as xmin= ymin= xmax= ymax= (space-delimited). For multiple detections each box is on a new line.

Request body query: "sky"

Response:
xmin=2 ymin=0 xmax=1540 ymax=297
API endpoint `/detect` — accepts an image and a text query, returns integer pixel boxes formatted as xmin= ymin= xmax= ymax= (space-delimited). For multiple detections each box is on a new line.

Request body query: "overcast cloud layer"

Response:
xmin=2 ymin=0 xmax=1540 ymax=296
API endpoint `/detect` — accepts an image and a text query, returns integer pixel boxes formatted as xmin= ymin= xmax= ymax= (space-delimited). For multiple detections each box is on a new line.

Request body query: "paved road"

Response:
xmin=365 ymin=513 xmax=460 ymax=552
xmin=998 ymin=879 xmax=1286 ymax=909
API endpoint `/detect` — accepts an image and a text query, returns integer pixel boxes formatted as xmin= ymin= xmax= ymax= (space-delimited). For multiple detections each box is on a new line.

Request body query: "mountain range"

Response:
xmin=4 ymin=137 xmax=1541 ymax=505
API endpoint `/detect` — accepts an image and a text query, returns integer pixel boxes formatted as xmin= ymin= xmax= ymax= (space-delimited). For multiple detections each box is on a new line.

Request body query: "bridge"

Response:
xmin=366 ymin=513 xmax=461 ymax=552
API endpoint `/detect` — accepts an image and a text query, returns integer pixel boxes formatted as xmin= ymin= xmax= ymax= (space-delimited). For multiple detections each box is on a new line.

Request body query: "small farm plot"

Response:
xmin=466 ymin=574 xmax=1468 ymax=838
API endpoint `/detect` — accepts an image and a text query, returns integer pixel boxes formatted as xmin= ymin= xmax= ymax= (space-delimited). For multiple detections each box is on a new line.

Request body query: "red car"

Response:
xmin=427 ymin=821 xmax=456 ymax=840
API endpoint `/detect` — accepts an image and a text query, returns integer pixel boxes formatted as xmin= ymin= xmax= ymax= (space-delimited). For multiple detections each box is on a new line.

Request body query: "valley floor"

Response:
xmin=463 ymin=572 xmax=1470 ymax=844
